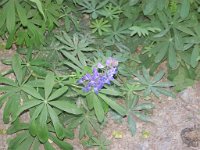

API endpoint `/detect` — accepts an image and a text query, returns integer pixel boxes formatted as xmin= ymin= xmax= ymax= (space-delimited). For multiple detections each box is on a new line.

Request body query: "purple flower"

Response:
xmin=97 ymin=63 xmax=104 ymax=69
xmin=77 ymin=58 xmax=118 ymax=94
xmin=106 ymin=57 xmax=118 ymax=68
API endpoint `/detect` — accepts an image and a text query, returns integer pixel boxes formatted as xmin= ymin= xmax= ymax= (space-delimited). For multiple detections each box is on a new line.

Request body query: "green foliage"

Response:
xmin=134 ymin=68 xmax=175 ymax=97
xmin=0 ymin=0 xmax=62 ymax=48
xmin=1 ymin=0 xmax=200 ymax=149
xmin=90 ymin=18 xmax=111 ymax=36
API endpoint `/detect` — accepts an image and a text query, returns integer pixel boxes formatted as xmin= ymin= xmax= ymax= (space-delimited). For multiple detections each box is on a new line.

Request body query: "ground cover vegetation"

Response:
xmin=0 ymin=0 xmax=199 ymax=149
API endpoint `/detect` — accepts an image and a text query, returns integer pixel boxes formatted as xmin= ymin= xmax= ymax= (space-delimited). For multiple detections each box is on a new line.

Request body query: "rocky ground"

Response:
xmin=0 ymin=50 xmax=200 ymax=150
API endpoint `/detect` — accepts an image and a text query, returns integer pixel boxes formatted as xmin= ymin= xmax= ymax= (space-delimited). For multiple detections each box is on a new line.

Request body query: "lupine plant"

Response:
xmin=1 ymin=0 xmax=198 ymax=149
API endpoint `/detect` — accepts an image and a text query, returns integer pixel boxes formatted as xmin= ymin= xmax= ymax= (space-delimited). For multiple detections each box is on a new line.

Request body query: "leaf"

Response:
xmin=61 ymin=50 xmax=83 ymax=69
xmin=49 ymin=100 xmax=83 ymax=114
xmin=12 ymin=100 xmax=42 ymax=121
xmin=152 ymin=71 xmax=165 ymax=84
xmin=45 ymin=72 xmax=55 ymax=99
xmin=175 ymin=25 xmax=194 ymax=36
xmin=143 ymin=0 xmax=157 ymax=15
xmin=29 ymin=104 xmax=44 ymax=136
xmin=100 ymin=88 xmax=122 ymax=96
xmin=30 ymin=0 xmax=46 ymax=20
xmin=168 ymin=43 xmax=177 ymax=69
xmin=155 ymin=42 xmax=169 ymax=63
xmin=191 ymin=45 xmax=199 ymax=68
xmin=128 ymin=115 xmax=136 ymax=136
xmin=56 ymin=0 xmax=63 ymax=4
xmin=6 ymin=29 xmax=15 ymax=49
xmin=7 ymin=121 xmax=28 ymax=134
xmin=134 ymin=112 xmax=150 ymax=122
xmin=16 ymin=1 xmax=28 ymax=26
xmin=92 ymin=93 xmax=104 ymax=122
xmin=38 ymin=106 xmax=48 ymax=143
xmin=134 ymin=103 xmax=154 ymax=111
xmin=49 ymin=133 xmax=73 ymax=150
xmin=0 ymin=76 xmax=16 ymax=86
xmin=156 ymin=88 xmax=176 ymax=98
xmin=43 ymin=141 xmax=55 ymax=150
xmin=47 ymin=105 xmax=65 ymax=139
xmin=180 ymin=0 xmax=190 ymax=19
xmin=86 ymin=92 xmax=94 ymax=110
xmin=174 ymin=30 xmax=183 ymax=50
xmin=8 ymin=132 xmax=28 ymax=149
xmin=12 ymin=54 xmax=23 ymax=85
xmin=48 ymin=86 xmax=68 ymax=101
xmin=6 ymin=0 xmax=15 ymax=33
xmin=129 ymin=0 xmax=139 ymax=6
xmin=98 ymin=93 xmax=126 ymax=116
xmin=16 ymin=135 xmax=34 ymax=150
xmin=22 ymin=84 xmax=44 ymax=100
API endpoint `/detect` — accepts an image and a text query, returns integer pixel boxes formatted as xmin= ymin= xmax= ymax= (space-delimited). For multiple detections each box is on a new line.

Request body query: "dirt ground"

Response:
xmin=0 ymin=50 xmax=200 ymax=150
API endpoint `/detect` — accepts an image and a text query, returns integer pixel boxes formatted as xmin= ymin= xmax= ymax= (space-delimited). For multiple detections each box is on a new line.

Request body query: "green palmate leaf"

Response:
xmin=29 ymin=0 xmax=46 ymax=20
xmin=45 ymin=72 xmax=55 ymax=99
xmin=48 ymin=86 xmax=68 ymax=101
xmin=49 ymin=100 xmax=83 ymax=114
xmin=49 ymin=133 xmax=73 ymax=150
xmin=22 ymin=84 xmax=44 ymax=100
xmin=168 ymin=43 xmax=177 ymax=69
xmin=6 ymin=0 xmax=15 ymax=33
xmin=47 ymin=105 xmax=65 ymax=139
xmin=38 ymin=106 xmax=48 ymax=143
xmin=98 ymin=93 xmax=126 ymax=116
xmin=191 ymin=45 xmax=199 ymax=68
xmin=92 ymin=92 xmax=104 ymax=122
xmin=12 ymin=54 xmax=23 ymax=85
xmin=128 ymin=115 xmax=136 ymax=136
xmin=13 ymin=100 xmax=42 ymax=121
xmin=16 ymin=1 xmax=28 ymax=26
xmin=180 ymin=0 xmax=190 ymax=19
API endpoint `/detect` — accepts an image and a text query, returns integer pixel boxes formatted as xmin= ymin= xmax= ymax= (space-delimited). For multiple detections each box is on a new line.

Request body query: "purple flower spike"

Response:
xmin=77 ymin=58 xmax=119 ymax=94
